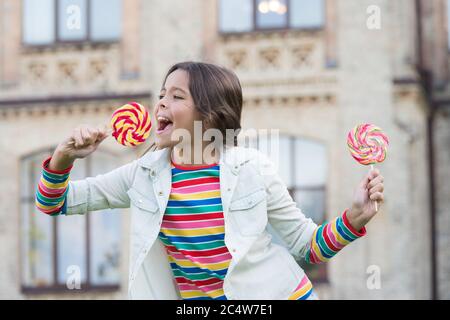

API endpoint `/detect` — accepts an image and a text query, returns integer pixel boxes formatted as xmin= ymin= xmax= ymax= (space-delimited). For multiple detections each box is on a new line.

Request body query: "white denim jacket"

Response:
xmin=65 ymin=146 xmax=318 ymax=299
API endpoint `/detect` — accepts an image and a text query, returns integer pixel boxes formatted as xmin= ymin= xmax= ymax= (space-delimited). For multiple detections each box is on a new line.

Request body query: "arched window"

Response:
xmin=20 ymin=148 xmax=122 ymax=293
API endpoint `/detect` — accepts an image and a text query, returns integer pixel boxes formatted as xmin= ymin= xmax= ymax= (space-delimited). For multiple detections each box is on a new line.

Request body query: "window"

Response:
xmin=23 ymin=0 xmax=56 ymax=45
xmin=219 ymin=0 xmax=324 ymax=33
xmin=289 ymin=0 xmax=324 ymax=29
xmin=256 ymin=0 xmax=288 ymax=29
xmin=90 ymin=0 xmax=122 ymax=41
xmin=246 ymin=133 xmax=328 ymax=282
xmin=21 ymin=148 xmax=122 ymax=292
xmin=58 ymin=0 xmax=88 ymax=41
xmin=219 ymin=0 xmax=253 ymax=33
xmin=22 ymin=0 xmax=122 ymax=45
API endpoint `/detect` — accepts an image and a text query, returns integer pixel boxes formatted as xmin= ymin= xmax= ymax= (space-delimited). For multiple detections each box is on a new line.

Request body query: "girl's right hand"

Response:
xmin=50 ymin=125 xmax=109 ymax=170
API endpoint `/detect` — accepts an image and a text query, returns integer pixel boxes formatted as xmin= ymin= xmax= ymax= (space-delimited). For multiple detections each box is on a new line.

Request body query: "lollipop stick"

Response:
xmin=370 ymin=164 xmax=378 ymax=212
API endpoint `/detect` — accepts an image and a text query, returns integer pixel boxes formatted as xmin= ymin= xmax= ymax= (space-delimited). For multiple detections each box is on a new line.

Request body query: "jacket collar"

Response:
xmin=137 ymin=145 xmax=252 ymax=175
xmin=137 ymin=147 xmax=171 ymax=173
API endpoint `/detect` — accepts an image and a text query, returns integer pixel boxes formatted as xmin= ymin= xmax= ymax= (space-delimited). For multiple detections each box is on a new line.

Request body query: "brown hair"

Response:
xmin=143 ymin=61 xmax=243 ymax=155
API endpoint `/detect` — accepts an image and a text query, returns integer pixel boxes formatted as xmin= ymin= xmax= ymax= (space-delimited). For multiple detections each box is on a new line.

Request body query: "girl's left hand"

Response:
xmin=347 ymin=169 xmax=385 ymax=231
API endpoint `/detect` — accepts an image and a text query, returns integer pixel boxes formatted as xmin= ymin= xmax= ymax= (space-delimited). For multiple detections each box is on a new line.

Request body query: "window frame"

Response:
xmin=21 ymin=0 xmax=121 ymax=48
xmin=218 ymin=0 xmax=325 ymax=35
xmin=19 ymin=147 xmax=121 ymax=294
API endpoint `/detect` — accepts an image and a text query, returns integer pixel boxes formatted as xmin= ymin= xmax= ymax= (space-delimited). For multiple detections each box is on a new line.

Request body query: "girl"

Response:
xmin=36 ymin=61 xmax=385 ymax=300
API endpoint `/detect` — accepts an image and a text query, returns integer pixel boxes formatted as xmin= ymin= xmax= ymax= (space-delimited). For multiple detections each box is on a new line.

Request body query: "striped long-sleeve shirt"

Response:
xmin=304 ymin=210 xmax=366 ymax=264
xmin=35 ymin=156 xmax=366 ymax=300
xmin=35 ymin=157 xmax=72 ymax=216
xmin=159 ymin=161 xmax=230 ymax=300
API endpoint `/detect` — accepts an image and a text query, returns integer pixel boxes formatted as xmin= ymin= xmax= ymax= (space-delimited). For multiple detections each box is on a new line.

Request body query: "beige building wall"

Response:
xmin=0 ymin=0 xmax=448 ymax=300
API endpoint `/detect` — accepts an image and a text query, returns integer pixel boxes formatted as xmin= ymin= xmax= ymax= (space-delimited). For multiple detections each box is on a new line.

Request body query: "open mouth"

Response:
xmin=156 ymin=116 xmax=173 ymax=135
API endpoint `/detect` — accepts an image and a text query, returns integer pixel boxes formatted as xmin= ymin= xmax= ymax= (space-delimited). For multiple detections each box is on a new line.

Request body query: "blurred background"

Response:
xmin=0 ymin=0 xmax=449 ymax=300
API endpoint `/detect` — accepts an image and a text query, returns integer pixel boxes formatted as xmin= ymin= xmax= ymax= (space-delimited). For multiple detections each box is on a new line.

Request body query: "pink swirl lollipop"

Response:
xmin=347 ymin=123 xmax=389 ymax=166
xmin=347 ymin=123 xmax=389 ymax=211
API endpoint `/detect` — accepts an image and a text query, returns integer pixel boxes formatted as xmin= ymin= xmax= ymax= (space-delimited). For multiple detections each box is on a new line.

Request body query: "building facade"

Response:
xmin=0 ymin=0 xmax=448 ymax=299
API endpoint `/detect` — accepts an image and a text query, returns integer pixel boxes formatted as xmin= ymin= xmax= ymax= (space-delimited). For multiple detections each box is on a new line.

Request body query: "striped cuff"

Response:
xmin=35 ymin=157 xmax=72 ymax=216
xmin=305 ymin=209 xmax=367 ymax=264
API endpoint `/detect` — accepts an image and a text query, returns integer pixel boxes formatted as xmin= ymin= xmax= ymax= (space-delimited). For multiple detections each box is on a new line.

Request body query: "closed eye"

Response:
xmin=158 ymin=95 xmax=184 ymax=100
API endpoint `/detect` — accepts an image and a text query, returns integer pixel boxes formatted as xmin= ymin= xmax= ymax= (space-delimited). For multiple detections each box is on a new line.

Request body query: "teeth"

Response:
xmin=157 ymin=116 xmax=171 ymax=123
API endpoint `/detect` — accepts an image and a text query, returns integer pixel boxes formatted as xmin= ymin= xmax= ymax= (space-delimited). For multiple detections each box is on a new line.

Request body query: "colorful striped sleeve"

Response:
xmin=305 ymin=210 xmax=367 ymax=264
xmin=35 ymin=157 xmax=73 ymax=216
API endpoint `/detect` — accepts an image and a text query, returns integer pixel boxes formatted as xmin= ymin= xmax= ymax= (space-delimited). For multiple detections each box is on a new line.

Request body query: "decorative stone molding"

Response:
xmin=89 ymin=58 xmax=108 ymax=81
xmin=217 ymin=30 xmax=337 ymax=110
xmin=0 ymin=101 xmax=110 ymax=120
xmin=0 ymin=94 xmax=151 ymax=120
xmin=218 ymin=30 xmax=325 ymax=73
xmin=291 ymin=43 xmax=315 ymax=68
xmin=226 ymin=49 xmax=248 ymax=70
xmin=20 ymin=45 xmax=121 ymax=93
xmin=243 ymin=93 xmax=337 ymax=108
xmin=28 ymin=62 xmax=48 ymax=84
xmin=259 ymin=47 xmax=281 ymax=69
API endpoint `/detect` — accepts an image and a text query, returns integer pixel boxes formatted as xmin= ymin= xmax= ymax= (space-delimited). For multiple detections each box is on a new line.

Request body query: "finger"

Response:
xmin=369 ymin=183 xmax=384 ymax=195
xmin=91 ymin=131 xmax=103 ymax=144
xmin=87 ymin=127 xmax=100 ymax=144
xmin=98 ymin=133 xmax=108 ymax=143
xmin=84 ymin=127 xmax=99 ymax=145
xmin=96 ymin=126 xmax=109 ymax=142
xmin=73 ymin=128 xmax=84 ymax=148
xmin=360 ymin=174 xmax=370 ymax=189
xmin=370 ymin=192 xmax=384 ymax=202
xmin=80 ymin=127 xmax=94 ymax=145
xmin=368 ymin=175 xmax=384 ymax=189
xmin=369 ymin=168 xmax=381 ymax=180
xmin=90 ymin=126 xmax=100 ymax=137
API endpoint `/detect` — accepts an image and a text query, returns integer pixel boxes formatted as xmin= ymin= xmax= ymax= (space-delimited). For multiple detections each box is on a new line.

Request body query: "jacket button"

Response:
xmin=158 ymin=191 xmax=163 ymax=196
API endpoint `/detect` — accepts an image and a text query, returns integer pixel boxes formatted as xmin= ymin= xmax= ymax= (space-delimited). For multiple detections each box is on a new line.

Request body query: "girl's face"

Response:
xmin=154 ymin=69 xmax=203 ymax=149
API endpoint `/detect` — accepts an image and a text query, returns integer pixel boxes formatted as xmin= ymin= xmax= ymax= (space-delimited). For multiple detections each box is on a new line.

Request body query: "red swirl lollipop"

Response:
xmin=110 ymin=102 xmax=152 ymax=147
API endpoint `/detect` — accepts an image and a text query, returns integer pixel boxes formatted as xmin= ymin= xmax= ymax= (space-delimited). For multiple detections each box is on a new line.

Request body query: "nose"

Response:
xmin=156 ymin=97 xmax=167 ymax=112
